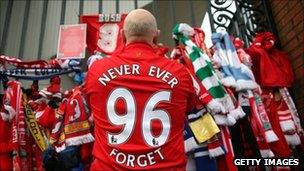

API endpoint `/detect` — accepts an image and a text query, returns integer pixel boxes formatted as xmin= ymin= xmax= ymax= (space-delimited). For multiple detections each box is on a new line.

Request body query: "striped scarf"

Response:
xmin=234 ymin=38 xmax=278 ymax=157
xmin=247 ymin=91 xmax=275 ymax=158
xmin=173 ymin=23 xmax=244 ymax=126
xmin=211 ymin=31 xmax=258 ymax=91
xmin=234 ymin=37 xmax=279 ymax=142
xmin=2 ymin=81 xmax=28 ymax=170
xmin=173 ymin=24 xmax=226 ymax=100
xmin=280 ymin=88 xmax=303 ymax=144
xmin=50 ymin=87 xmax=94 ymax=152
xmin=184 ymin=114 xmax=222 ymax=171
xmin=274 ymin=91 xmax=301 ymax=146
xmin=170 ymin=46 xmax=226 ymax=119
xmin=0 ymin=55 xmax=80 ymax=69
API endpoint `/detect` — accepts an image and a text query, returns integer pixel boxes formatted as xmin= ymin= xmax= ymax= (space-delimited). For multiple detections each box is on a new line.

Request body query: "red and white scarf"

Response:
xmin=50 ymin=87 xmax=94 ymax=152
xmin=0 ymin=55 xmax=72 ymax=69
xmin=279 ymin=88 xmax=303 ymax=145
xmin=50 ymin=99 xmax=67 ymax=152
xmin=2 ymin=81 xmax=28 ymax=170
xmin=252 ymin=89 xmax=278 ymax=143
xmin=234 ymin=37 xmax=278 ymax=157
xmin=63 ymin=87 xmax=94 ymax=146
xmin=247 ymin=91 xmax=275 ymax=158
xmin=217 ymin=126 xmax=237 ymax=171
xmin=261 ymin=90 xmax=292 ymax=157
xmin=275 ymin=95 xmax=301 ymax=146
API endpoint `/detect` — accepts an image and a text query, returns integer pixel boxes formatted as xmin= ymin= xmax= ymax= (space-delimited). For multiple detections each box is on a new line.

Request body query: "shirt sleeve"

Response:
xmin=184 ymin=69 xmax=213 ymax=113
xmin=187 ymin=69 xmax=213 ymax=106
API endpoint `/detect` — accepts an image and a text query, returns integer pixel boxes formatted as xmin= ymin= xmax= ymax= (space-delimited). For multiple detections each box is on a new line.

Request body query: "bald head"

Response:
xmin=123 ymin=9 xmax=159 ymax=45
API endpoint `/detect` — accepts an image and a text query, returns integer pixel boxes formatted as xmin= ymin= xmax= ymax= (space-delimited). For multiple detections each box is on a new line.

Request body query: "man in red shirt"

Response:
xmin=86 ymin=9 xmax=200 ymax=170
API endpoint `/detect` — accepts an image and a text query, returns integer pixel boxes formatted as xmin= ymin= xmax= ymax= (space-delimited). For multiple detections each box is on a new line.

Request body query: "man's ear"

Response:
xmin=153 ymin=29 xmax=160 ymax=44
xmin=121 ymin=29 xmax=126 ymax=43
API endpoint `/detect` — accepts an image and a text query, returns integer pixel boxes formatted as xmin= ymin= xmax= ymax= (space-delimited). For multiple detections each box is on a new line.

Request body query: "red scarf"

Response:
xmin=246 ymin=32 xmax=294 ymax=87
xmin=0 ymin=55 xmax=66 ymax=69
xmin=50 ymin=87 xmax=94 ymax=152
xmin=261 ymin=89 xmax=292 ymax=157
xmin=248 ymin=91 xmax=275 ymax=157
xmin=273 ymin=95 xmax=301 ymax=146
xmin=217 ymin=126 xmax=237 ymax=171
xmin=64 ymin=87 xmax=94 ymax=146
xmin=2 ymin=81 xmax=29 ymax=170
xmin=0 ymin=89 xmax=14 ymax=170
xmin=50 ymin=99 xmax=67 ymax=152
xmin=279 ymin=88 xmax=304 ymax=146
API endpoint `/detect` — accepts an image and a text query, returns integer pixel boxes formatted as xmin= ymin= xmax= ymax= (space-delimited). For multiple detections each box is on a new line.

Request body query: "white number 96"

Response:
xmin=107 ymin=88 xmax=171 ymax=147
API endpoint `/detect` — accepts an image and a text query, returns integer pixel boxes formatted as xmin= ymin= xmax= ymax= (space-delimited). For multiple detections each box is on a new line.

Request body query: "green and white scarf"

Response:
xmin=173 ymin=23 xmax=245 ymax=125
xmin=173 ymin=24 xmax=226 ymax=99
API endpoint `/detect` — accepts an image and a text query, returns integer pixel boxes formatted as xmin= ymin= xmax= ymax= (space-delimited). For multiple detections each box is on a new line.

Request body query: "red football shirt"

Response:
xmin=85 ymin=42 xmax=196 ymax=170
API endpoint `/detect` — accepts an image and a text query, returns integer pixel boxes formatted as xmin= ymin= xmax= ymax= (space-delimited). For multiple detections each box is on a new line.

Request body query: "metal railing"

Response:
xmin=208 ymin=0 xmax=280 ymax=48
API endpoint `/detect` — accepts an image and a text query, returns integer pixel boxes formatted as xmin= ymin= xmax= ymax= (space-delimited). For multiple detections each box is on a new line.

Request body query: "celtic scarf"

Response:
xmin=173 ymin=24 xmax=226 ymax=100
xmin=173 ymin=23 xmax=244 ymax=125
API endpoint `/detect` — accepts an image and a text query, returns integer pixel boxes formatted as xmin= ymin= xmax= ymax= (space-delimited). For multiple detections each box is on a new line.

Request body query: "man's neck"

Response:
xmin=125 ymin=37 xmax=153 ymax=46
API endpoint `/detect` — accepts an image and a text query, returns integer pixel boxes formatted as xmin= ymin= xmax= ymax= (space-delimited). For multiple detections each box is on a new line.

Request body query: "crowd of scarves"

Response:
xmin=172 ymin=23 xmax=303 ymax=171
xmin=0 ymin=55 xmax=94 ymax=170
xmin=0 ymin=78 xmax=94 ymax=170
xmin=0 ymin=22 xmax=303 ymax=171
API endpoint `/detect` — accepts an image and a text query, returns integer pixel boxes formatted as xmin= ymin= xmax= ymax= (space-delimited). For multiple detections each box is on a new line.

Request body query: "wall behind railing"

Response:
xmin=270 ymin=0 xmax=304 ymax=116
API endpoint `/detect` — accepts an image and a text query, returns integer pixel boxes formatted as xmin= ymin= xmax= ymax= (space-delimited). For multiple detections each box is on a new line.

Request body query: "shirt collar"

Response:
xmin=124 ymin=42 xmax=155 ymax=52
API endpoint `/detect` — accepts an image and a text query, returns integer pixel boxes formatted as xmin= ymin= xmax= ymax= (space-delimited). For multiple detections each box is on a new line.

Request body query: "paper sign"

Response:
xmin=57 ymin=24 xmax=86 ymax=59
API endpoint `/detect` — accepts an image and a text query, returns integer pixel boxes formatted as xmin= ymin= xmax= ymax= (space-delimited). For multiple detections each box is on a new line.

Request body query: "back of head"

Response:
xmin=123 ymin=9 xmax=159 ymax=45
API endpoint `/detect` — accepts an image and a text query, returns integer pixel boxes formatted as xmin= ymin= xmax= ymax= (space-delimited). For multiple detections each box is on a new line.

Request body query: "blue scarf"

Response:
xmin=212 ymin=31 xmax=258 ymax=91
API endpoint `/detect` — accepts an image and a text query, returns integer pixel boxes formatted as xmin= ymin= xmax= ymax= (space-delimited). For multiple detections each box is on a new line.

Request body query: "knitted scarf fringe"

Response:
xmin=264 ymin=130 xmax=279 ymax=143
xmin=284 ymin=134 xmax=301 ymax=146
xmin=208 ymin=146 xmax=225 ymax=157
xmin=259 ymin=149 xmax=274 ymax=158
xmin=65 ymin=133 xmax=95 ymax=147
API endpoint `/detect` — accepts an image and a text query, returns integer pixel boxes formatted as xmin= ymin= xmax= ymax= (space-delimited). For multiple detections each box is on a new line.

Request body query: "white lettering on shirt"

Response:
xmin=109 ymin=148 xmax=165 ymax=168
xmin=132 ymin=64 xmax=140 ymax=75
xmin=124 ymin=65 xmax=131 ymax=75
xmin=98 ymin=73 xmax=111 ymax=86
xmin=98 ymin=64 xmax=179 ymax=88
xmin=148 ymin=66 xmax=156 ymax=76
xmin=98 ymin=64 xmax=140 ymax=86
xmin=148 ymin=66 xmax=179 ymax=88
